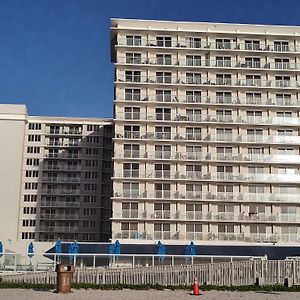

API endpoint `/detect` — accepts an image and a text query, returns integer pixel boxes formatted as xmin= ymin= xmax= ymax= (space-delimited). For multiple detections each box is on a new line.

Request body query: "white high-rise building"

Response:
xmin=0 ymin=104 xmax=113 ymax=244
xmin=111 ymin=18 xmax=300 ymax=245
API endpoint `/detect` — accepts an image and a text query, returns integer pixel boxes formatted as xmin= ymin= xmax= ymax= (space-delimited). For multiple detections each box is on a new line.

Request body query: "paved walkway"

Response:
xmin=0 ymin=289 xmax=300 ymax=300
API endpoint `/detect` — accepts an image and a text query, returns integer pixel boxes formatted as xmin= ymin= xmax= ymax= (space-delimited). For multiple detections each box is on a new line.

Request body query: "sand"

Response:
xmin=0 ymin=289 xmax=299 ymax=300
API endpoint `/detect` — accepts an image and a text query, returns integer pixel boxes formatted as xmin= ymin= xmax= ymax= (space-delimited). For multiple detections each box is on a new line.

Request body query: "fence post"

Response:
xmin=133 ymin=256 xmax=135 ymax=267
xmin=93 ymin=255 xmax=96 ymax=268
xmin=231 ymin=261 xmax=234 ymax=286
xmin=102 ymin=269 xmax=105 ymax=284
xmin=277 ymin=260 xmax=280 ymax=284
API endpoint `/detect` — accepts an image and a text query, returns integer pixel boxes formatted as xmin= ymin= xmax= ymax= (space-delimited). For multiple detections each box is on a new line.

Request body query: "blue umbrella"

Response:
xmin=55 ymin=239 xmax=62 ymax=254
xmin=108 ymin=243 xmax=115 ymax=260
xmin=68 ymin=242 xmax=74 ymax=261
xmin=0 ymin=241 xmax=3 ymax=258
xmin=189 ymin=241 xmax=196 ymax=256
xmin=157 ymin=241 xmax=165 ymax=262
xmin=27 ymin=242 xmax=34 ymax=259
xmin=114 ymin=240 xmax=120 ymax=257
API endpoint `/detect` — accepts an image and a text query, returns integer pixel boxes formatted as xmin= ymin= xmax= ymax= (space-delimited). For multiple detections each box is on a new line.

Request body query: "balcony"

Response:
xmin=116 ymin=38 xmax=299 ymax=53
xmin=116 ymin=75 xmax=300 ymax=89
xmin=40 ymin=200 xmax=80 ymax=207
xmin=117 ymin=57 xmax=299 ymax=71
xmin=39 ymin=213 xmax=80 ymax=220
xmin=116 ymin=93 xmax=300 ymax=107
xmin=38 ymin=226 xmax=79 ymax=233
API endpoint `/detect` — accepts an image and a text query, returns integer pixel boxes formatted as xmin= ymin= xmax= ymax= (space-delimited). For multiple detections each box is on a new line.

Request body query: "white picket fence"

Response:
xmin=2 ymin=260 xmax=300 ymax=286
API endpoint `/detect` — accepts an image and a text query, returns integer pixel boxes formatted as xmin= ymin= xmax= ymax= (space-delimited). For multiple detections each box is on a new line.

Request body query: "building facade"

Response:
xmin=0 ymin=104 xmax=113 ymax=243
xmin=111 ymin=19 xmax=300 ymax=245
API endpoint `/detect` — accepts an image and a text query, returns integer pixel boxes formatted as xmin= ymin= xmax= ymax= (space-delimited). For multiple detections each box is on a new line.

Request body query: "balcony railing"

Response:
xmin=116 ymin=75 xmax=300 ymax=89
xmin=113 ymin=171 xmax=300 ymax=183
xmin=114 ymin=151 xmax=300 ymax=164
xmin=40 ymin=201 xmax=80 ymax=207
xmin=116 ymin=93 xmax=300 ymax=107
xmin=115 ymin=131 xmax=300 ymax=145
xmin=116 ymin=112 xmax=300 ymax=126
xmin=39 ymin=213 xmax=80 ymax=220
xmin=113 ymin=190 xmax=300 ymax=203
xmin=116 ymin=38 xmax=299 ymax=53
xmin=117 ymin=57 xmax=299 ymax=71
xmin=38 ymin=226 xmax=79 ymax=232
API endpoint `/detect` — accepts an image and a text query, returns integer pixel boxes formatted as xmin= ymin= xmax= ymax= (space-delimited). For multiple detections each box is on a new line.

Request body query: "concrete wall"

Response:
xmin=0 ymin=104 xmax=27 ymax=243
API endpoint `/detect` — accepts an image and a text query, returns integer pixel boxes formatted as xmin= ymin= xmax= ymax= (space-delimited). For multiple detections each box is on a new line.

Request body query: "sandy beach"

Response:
xmin=0 ymin=289 xmax=299 ymax=300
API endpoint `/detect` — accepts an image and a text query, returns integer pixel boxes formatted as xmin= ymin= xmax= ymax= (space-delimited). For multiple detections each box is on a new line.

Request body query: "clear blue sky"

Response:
xmin=1 ymin=0 xmax=300 ymax=118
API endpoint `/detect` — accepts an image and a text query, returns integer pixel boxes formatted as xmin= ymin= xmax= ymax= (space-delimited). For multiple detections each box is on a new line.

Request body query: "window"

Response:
xmin=247 ymin=129 xmax=263 ymax=142
xmin=274 ymin=41 xmax=289 ymax=52
xmin=21 ymin=232 xmax=35 ymax=239
xmin=154 ymin=223 xmax=171 ymax=239
xmin=27 ymin=147 xmax=40 ymax=154
xmin=122 ymin=202 xmax=138 ymax=218
xmin=216 ymin=56 xmax=231 ymax=67
xmin=123 ymin=163 xmax=139 ymax=177
xmin=248 ymin=185 xmax=265 ymax=194
xmin=86 ymin=148 xmax=99 ymax=155
xmin=155 ymin=163 xmax=171 ymax=178
xmin=277 ymin=148 xmax=294 ymax=155
xmin=186 ymin=37 xmax=201 ymax=48
xmin=125 ymin=88 xmax=141 ymax=101
xmin=155 ymin=145 xmax=171 ymax=159
xmin=217 ymin=184 xmax=234 ymax=195
xmin=186 ymin=127 xmax=201 ymax=140
xmin=275 ymin=75 xmax=290 ymax=87
xmin=155 ymin=107 xmax=171 ymax=120
xmin=123 ymin=182 xmax=139 ymax=198
xmin=275 ymin=58 xmax=290 ymax=69
xmin=216 ymin=146 xmax=232 ymax=160
xmin=217 ymin=165 xmax=233 ymax=180
xmin=186 ymin=184 xmax=202 ymax=199
xmin=186 ymin=72 xmax=201 ymax=84
xmin=186 ymin=165 xmax=202 ymax=179
xmin=87 ymin=124 xmax=100 ymax=131
xmin=277 ymin=166 xmax=296 ymax=175
xmin=83 ymin=208 xmax=97 ymax=215
xmin=84 ymin=195 xmax=97 ymax=203
xmin=23 ymin=195 xmax=37 ymax=202
xmin=277 ymin=129 xmax=293 ymax=136
xmin=124 ymin=125 xmax=140 ymax=139
xmin=218 ymin=225 xmax=234 ymax=234
xmin=125 ymin=70 xmax=141 ymax=82
xmin=245 ymin=40 xmax=261 ymax=51
xmin=248 ymin=166 xmax=264 ymax=174
xmin=124 ymin=107 xmax=140 ymax=120
xmin=156 ymin=36 xmax=172 ymax=47
xmin=216 ymin=128 xmax=232 ymax=141
xmin=125 ymin=52 xmax=141 ymax=64
xmin=49 ymin=125 xmax=60 ymax=134
xmin=186 ymin=55 xmax=201 ymax=66
xmin=83 ymin=221 xmax=96 ymax=228
xmin=85 ymin=160 xmax=98 ymax=167
xmin=246 ymin=75 xmax=261 ymax=86
xmin=246 ymin=111 xmax=263 ymax=121
xmin=245 ymin=57 xmax=261 ymax=68
xmin=124 ymin=144 xmax=140 ymax=158
xmin=246 ymin=93 xmax=262 ymax=104
xmin=155 ymin=126 xmax=171 ymax=139
xmin=216 ymin=109 xmax=232 ymax=122
xmin=121 ymin=222 xmax=138 ymax=238
xmin=153 ymin=203 xmax=170 ymax=219
xmin=26 ymin=159 xmax=39 ymax=166
xmin=186 ymin=91 xmax=201 ymax=103
xmin=277 ymin=111 xmax=292 ymax=118
xmin=156 ymin=90 xmax=171 ymax=102
xmin=156 ymin=72 xmax=172 ymax=83
xmin=276 ymin=94 xmax=292 ymax=105
xmin=216 ymin=38 xmax=231 ymax=49
xmin=155 ymin=183 xmax=170 ymax=198
xmin=86 ymin=136 xmax=99 ymax=143
xmin=22 ymin=219 xmax=36 ymax=227
xmin=186 ymin=224 xmax=202 ymax=240
xmin=186 ymin=145 xmax=202 ymax=159
xmin=186 ymin=109 xmax=201 ymax=122
xmin=23 ymin=207 xmax=36 ymax=214
xmin=216 ymin=91 xmax=232 ymax=104
xmin=28 ymin=135 xmax=41 ymax=142
xmin=126 ymin=35 xmax=141 ymax=46
xmin=25 ymin=170 xmax=39 ymax=177
xmin=85 ymin=172 xmax=98 ymax=179
xmin=24 ymin=183 xmax=38 ymax=190
xmin=216 ymin=74 xmax=231 ymax=85
xmin=156 ymin=54 xmax=172 ymax=65
xmin=28 ymin=123 xmax=41 ymax=130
